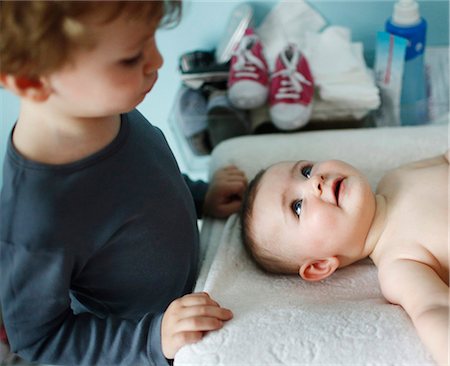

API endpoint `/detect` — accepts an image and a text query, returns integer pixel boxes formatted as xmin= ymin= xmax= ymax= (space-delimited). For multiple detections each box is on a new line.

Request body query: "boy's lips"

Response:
xmin=332 ymin=177 xmax=344 ymax=206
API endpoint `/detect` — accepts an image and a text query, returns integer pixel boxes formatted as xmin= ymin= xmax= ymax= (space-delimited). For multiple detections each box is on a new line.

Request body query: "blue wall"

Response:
xmin=1 ymin=0 xmax=449 ymax=182
xmin=0 ymin=88 xmax=20 ymax=183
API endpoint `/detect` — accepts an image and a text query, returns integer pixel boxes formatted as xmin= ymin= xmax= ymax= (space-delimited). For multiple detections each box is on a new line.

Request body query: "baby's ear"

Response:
xmin=0 ymin=74 xmax=51 ymax=102
xmin=299 ymin=257 xmax=339 ymax=282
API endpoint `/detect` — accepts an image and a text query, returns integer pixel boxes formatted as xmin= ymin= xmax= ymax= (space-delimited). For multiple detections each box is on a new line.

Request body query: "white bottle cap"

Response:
xmin=393 ymin=0 xmax=420 ymax=25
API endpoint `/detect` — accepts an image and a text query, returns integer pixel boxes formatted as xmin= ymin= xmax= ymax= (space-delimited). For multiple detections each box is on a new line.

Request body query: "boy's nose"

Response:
xmin=143 ymin=45 xmax=163 ymax=75
xmin=143 ymin=55 xmax=163 ymax=75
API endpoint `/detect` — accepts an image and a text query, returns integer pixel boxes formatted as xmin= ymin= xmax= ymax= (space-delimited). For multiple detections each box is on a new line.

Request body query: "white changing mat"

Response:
xmin=175 ymin=124 xmax=448 ymax=366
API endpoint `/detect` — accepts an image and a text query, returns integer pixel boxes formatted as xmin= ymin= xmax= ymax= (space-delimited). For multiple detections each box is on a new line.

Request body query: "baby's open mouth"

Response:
xmin=333 ymin=178 xmax=343 ymax=206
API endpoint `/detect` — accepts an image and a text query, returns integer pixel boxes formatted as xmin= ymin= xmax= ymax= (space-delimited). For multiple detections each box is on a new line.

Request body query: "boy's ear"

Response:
xmin=0 ymin=74 xmax=51 ymax=102
xmin=299 ymin=257 xmax=339 ymax=282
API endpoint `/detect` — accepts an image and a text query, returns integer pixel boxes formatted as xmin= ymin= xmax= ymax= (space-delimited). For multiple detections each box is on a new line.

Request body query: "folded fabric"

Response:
xmin=305 ymin=26 xmax=359 ymax=76
xmin=304 ymin=27 xmax=380 ymax=112
xmin=257 ymin=0 xmax=326 ymax=70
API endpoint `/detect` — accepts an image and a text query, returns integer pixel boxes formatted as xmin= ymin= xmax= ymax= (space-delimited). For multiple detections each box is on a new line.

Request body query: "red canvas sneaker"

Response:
xmin=227 ymin=28 xmax=269 ymax=110
xmin=269 ymin=43 xmax=314 ymax=130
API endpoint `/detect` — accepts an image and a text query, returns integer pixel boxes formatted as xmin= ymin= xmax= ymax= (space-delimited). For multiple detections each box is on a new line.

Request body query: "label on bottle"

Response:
xmin=385 ymin=18 xmax=427 ymax=61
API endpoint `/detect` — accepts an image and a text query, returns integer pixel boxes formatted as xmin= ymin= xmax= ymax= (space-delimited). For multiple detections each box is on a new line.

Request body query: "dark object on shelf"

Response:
xmin=179 ymin=50 xmax=229 ymax=89
xmin=207 ymin=91 xmax=250 ymax=148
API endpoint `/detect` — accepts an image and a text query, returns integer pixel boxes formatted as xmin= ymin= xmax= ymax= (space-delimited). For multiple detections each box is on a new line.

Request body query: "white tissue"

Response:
xmin=304 ymin=27 xmax=359 ymax=76
xmin=257 ymin=0 xmax=326 ymax=69
xmin=304 ymin=26 xmax=380 ymax=116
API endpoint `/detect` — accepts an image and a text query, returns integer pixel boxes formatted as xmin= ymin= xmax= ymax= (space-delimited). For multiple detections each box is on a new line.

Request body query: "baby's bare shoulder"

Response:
xmin=379 ymin=151 xmax=447 ymax=185
xmin=377 ymin=258 xmax=435 ymax=306
xmin=401 ymin=151 xmax=448 ymax=170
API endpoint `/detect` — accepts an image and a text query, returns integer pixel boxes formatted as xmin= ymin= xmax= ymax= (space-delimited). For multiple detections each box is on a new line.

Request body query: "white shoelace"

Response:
xmin=272 ymin=45 xmax=312 ymax=100
xmin=232 ymin=35 xmax=266 ymax=79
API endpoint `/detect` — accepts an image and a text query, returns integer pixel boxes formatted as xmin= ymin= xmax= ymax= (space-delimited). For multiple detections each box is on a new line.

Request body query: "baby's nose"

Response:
xmin=310 ymin=175 xmax=324 ymax=195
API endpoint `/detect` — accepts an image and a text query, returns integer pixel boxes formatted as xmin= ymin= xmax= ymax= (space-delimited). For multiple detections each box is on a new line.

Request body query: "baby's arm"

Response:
xmin=379 ymin=260 xmax=449 ymax=366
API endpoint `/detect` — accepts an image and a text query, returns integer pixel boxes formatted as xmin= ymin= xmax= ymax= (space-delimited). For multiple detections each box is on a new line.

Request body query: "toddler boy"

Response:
xmin=0 ymin=2 xmax=246 ymax=365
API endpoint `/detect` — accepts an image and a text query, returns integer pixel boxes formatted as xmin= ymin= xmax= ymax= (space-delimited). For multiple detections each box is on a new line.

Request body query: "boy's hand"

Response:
xmin=203 ymin=165 xmax=247 ymax=218
xmin=161 ymin=292 xmax=233 ymax=359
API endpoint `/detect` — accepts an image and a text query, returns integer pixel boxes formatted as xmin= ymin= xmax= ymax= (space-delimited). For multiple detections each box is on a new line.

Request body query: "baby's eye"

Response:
xmin=292 ymin=199 xmax=303 ymax=217
xmin=302 ymin=165 xmax=312 ymax=178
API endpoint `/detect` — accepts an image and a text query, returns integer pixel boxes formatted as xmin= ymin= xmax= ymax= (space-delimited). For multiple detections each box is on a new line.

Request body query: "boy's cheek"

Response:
xmin=107 ymin=72 xmax=141 ymax=91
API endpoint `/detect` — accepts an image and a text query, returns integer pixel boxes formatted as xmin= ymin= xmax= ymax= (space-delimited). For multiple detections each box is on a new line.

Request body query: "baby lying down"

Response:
xmin=240 ymin=150 xmax=449 ymax=366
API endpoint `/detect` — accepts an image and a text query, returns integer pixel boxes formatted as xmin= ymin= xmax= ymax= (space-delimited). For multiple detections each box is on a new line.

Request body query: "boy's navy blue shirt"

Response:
xmin=0 ymin=109 xmax=208 ymax=365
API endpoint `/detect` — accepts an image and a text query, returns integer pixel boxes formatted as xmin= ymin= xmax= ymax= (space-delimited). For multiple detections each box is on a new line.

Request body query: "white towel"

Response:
xmin=304 ymin=27 xmax=380 ymax=112
xmin=176 ymin=215 xmax=434 ymax=365
xmin=175 ymin=124 xmax=448 ymax=366
xmin=257 ymin=0 xmax=326 ymax=69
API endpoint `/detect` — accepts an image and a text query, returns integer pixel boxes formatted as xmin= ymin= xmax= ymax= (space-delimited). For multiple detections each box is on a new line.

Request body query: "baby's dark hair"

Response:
xmin=239 ymin=169 xmax=299 ymax=274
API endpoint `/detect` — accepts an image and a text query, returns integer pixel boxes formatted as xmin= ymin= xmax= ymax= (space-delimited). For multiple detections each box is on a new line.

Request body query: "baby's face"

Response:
xmin=250 ymin=159 xmax=375 ymax=268
xmin=45 ymin=9 xmax=163 ymax=117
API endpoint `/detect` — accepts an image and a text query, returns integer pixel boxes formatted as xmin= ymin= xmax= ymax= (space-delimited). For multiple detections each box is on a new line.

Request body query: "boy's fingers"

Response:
xmin=172 ymin=330 xmax=204 ymax=348
xmin=223 ymin=170 xmax=247 ymax=179
xmin=221 ymin=165 xmax=239 ymax=171
xmin=178 ymin=304 xmax=233 ymax=321
xmin=221 ymin=177 xmax=248 ymax=185
xmin=216 ymin=166 xmax=246 ymax=178
xmin=220 ymin=201 xmax=242 ymax=214
xmin=224 ymin=182 xmax=247 ymax=197
xmin=216 ymin=171 xmax=245 ymax=179
xmin=163 ymin=331 xmax=204 ymax=358
xmin=176 ymin=315 xmax=226 ymax=333
xmin=220 ymin=180 xmax=246 ymax=191
xmin=179 ymin=292 xmax=219 ymax=307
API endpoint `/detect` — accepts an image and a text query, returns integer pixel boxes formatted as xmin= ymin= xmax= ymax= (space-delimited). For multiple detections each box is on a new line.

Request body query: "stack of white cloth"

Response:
xmin=304 ymin=27 xmax=380 ymax=118
xmin=257 ymin=0 xmax=380 ymax=120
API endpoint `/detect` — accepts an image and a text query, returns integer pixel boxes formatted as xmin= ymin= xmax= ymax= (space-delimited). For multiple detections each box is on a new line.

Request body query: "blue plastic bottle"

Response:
xmin=385 ymin=0 xmax=428 ymax=125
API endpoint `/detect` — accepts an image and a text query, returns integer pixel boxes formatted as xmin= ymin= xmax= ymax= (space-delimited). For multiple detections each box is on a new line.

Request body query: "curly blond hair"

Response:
xmin=0 ymin=1 xmax=181 ymax=79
